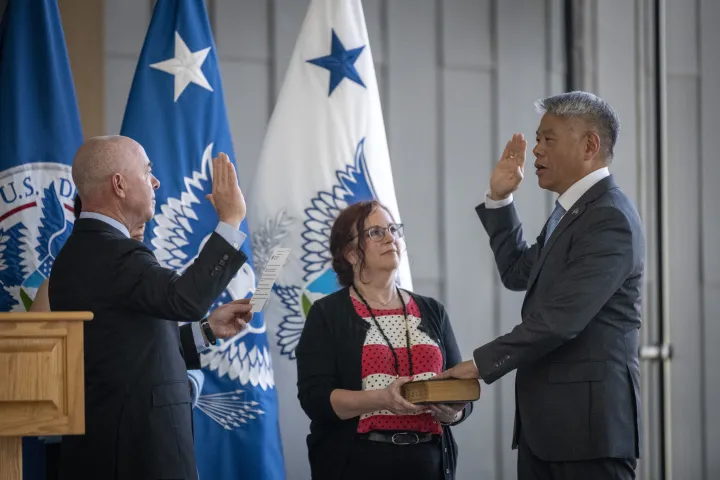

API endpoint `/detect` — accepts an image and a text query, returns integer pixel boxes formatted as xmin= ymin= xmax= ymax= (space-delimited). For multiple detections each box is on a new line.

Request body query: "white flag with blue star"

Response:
xmin=248 ymin=0 xmax=411 ymax=475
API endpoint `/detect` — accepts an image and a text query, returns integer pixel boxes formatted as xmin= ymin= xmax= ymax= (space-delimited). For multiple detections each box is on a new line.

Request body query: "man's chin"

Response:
xmin=537 ymin=177 xmax=553 ymax=191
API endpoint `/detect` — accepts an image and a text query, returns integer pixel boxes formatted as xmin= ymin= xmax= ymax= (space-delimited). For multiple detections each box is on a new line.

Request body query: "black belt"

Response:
xmin=358 ymin=431 xmax=437 ymax=445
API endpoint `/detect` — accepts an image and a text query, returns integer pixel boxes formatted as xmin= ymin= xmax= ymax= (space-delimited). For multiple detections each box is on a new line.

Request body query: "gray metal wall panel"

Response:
xmin=666 ymin=0 xmax=700 ymax=76
xmin=105 ymin=0 xmax=151 ymax=56
xmin=362 ymin=0 xmax=385 ymax=66
xmin=596 ymin=0 xmax=639 ymax=204
xmin=699 ymin=0 xmax=720 ymax=285
xmin=700 ymin=0 xmax=720 ymax=477
xmin=214 ymin=0 xmax=269 ymax=62
xmin=442 ymin=0 xmax=492 ymax=70
xmin=442 ymin=66 xmax=498 ymax=480
xmin=271 ymin=0 xmax=309 ymax=98
xmin=221 ymin=62 xmax=270 ymax=195
xmin=104 ymin=57 xmax=139 ymax=135
xmin=665 ymin=75 xmax=703 ymax=479
xmin=104 ymin=0 xmax=149 ymax=135
xmin=386 ymin=0 xmax=440 ymax=294
xmin=665 ymin=0 xmax=705 ymax=477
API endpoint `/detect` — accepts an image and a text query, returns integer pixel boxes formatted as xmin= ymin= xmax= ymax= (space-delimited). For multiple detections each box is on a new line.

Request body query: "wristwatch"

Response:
xmin=200 ymin=319 xmax=218 ymax=346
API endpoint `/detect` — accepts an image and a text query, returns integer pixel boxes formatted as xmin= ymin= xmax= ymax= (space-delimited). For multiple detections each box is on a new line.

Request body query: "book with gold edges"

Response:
xmin=401 ymin=378 xmax=481 ymax=404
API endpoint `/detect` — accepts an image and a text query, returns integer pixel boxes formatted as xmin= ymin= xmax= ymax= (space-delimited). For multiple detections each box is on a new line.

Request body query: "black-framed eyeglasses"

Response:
xmin=352 ymin=223 xmax=404 ymax=242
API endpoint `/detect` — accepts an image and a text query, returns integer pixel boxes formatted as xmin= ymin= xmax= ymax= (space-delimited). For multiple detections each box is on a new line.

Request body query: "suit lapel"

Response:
xmin=525 ymin=175 xmax=618 ymax=293
xmin=526 ymin=204 xmax=585 ymax=292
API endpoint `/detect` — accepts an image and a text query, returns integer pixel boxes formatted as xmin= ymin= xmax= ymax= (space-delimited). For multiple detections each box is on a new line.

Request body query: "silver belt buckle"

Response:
xmin=391 ymin=432 xmax=419 ymax=445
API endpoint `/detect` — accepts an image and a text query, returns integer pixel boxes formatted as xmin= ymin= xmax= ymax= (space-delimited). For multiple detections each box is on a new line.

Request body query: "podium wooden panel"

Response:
xmin=0 ymin=312 xmax=92 ymax=480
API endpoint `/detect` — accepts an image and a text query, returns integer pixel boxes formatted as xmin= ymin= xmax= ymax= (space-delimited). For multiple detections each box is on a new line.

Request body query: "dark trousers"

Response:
xmin=46 ymin=442 xmax=60 ymax=480
xmin=518 ymin=434 xmax=637 ymax=480
xmin=340 ymin=436 xmax=444 ymax=480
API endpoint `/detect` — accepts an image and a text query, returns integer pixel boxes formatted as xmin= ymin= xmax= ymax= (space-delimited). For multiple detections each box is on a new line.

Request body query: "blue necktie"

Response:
xmin=544 ymin=201 xmax=566 ymax=245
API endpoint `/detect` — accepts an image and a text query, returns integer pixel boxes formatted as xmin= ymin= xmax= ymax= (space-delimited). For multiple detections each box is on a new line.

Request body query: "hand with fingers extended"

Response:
xmin=490 ymin=133 xmax=527 ymax=201
xmin=380 ymin=376 xmax=426 ymax=416
xmin=434 ymin=359 xmax=480 ymax=381
xmin=205 ymin=152 xmax=246 ymax=229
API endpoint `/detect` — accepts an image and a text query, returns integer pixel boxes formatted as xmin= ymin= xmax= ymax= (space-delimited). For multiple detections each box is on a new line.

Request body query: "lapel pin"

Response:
xmin=572 ymin=208 xmax=579 ymax=215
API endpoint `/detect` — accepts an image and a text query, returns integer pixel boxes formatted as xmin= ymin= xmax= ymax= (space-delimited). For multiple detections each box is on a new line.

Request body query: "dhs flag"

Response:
xmin=0 ymin=0 xmax=83 ymax=478
xmin=120 ymin=1 xmax=285 ymax=479
xmin=0 ymin=0 xmax=82 ymax=312
xmin=247 ymin=0 xmax=412 ymax=475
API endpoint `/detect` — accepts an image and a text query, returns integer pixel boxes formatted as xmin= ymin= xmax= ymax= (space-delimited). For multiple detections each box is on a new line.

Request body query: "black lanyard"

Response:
xmin=352 ymin=285 xmax=414 ymax=377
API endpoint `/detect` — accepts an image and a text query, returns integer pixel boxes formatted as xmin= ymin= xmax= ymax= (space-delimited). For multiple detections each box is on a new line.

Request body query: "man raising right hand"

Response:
xmin=50 ymin=135 xmax=251 ymax=480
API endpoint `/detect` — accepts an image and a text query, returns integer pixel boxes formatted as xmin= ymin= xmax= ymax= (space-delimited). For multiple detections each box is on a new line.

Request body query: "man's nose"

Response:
xmin=151 ymin=174 xmax=160 ymax=190
xmin=533 ymin=144 xmax=542 ymax=157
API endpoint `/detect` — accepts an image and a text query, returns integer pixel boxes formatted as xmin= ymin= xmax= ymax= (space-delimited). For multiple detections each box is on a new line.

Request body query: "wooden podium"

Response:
xmin=0 ymin=312 xmax=92 ymax=480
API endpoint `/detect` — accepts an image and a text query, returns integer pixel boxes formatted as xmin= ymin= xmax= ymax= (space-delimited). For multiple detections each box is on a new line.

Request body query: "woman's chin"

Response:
xmin=380 ymin=255 xmax=400 ymax=270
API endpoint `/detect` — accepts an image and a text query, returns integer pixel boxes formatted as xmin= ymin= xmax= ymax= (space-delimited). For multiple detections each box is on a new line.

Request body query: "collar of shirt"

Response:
xmin=556 ymin=167 xmax=610 ymax=212
xmin=79 ymin=212 xmax=131 ymax=238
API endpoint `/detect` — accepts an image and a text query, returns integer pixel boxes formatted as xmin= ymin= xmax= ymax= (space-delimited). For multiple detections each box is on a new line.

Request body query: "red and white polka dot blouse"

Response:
xmin=351 ymin=295 xmax=444 ymax=435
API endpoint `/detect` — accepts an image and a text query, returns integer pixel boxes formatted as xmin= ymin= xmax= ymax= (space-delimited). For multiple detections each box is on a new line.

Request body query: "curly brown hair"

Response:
xmin=329 ymin=200 xmax=395 ymax=287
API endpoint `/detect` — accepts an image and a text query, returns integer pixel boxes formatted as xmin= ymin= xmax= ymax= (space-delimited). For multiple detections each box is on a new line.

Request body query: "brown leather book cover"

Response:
xmin=401 ymin=378 xmax=481 ymax=404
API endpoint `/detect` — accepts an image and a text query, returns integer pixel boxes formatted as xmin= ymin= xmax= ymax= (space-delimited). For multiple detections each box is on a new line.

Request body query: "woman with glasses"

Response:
xmin=296 ymin=200 xmax=472 ymax=480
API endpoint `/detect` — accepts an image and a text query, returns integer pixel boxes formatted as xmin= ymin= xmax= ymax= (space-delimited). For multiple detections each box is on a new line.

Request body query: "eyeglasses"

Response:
xmin=353 ymin=223 xmax=404 ymax=242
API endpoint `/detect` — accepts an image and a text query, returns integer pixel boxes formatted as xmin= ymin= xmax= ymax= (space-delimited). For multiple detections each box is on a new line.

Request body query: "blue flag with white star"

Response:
xmin=119 ymin=1 xmax=285 ymax=479
xmin=0 ymin=0 xmax=83 ymax=477
xmin=248 ymin=0 xmax=412 ymax=476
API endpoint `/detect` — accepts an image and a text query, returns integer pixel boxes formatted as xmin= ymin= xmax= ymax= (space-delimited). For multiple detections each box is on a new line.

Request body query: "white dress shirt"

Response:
xmin=78 ymin=212 xmax=247 ymax=351
xmin=484 ymin=167 xmax=610 ymax=217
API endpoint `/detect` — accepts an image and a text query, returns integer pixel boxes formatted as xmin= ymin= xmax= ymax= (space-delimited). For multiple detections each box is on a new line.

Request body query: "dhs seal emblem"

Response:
xmin=0 ymin=163 xmax=76 ymax=311
xmin=255 ymin=138 xmax=377 ymax=360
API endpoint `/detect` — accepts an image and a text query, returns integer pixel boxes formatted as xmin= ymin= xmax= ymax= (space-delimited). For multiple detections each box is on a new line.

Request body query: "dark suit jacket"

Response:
xmin=474 ymin=175 xmax=644 ymax=462
xmin=49 ymin=218 xmax=247 ymax=480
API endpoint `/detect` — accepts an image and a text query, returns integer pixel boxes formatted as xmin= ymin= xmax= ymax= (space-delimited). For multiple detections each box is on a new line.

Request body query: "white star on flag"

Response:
xmin=150 ymin=31 xmax=213 ymax=101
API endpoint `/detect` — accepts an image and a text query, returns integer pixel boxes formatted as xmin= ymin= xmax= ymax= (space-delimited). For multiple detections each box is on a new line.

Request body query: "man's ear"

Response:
xmin=584 ymin=131 xmax=601 ymax=161
xmin=111 ymin=173 xmax=126 ymax=199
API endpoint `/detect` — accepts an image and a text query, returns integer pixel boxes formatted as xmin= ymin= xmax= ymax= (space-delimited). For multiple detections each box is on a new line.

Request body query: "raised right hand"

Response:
xmin=489 ymin=133 xmax=527 ymax=200
xmin=205 ymin=152 xmax=246 ymax=229
xmin=380 ymin=376 xmax=425 ymax=416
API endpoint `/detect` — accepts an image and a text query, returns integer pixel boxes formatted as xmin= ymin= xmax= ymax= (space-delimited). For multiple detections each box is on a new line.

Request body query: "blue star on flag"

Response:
xmin=307 ymin=29 xmax=366 ymax=96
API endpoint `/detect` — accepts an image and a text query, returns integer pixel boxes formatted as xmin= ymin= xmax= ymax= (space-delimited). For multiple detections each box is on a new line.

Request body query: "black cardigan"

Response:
xmin=296 ymin=287 xmax=473 ymax=480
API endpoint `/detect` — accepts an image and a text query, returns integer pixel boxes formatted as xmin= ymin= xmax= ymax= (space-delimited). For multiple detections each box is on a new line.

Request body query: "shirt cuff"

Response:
xmin=472 ymin=356 xmax=486 ymax=383
xmin=484 ymin=189 xmax=513 ymax=209
xmin=191 ymin=321 xmax=212 ymax=353
xmin=187 ymin=370 xmax=205 ymax=408
xmin=215 ymin=222 xmax=247 ymax=250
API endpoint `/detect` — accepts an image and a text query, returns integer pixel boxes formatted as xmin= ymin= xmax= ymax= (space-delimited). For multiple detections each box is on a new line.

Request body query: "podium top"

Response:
xmin=0 ymin=312 xmax=93 ymax=322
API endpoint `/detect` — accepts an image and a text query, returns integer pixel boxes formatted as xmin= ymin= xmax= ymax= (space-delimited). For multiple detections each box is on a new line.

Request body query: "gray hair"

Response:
xmin=534 ymin=91 xmax=620 ymax=161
